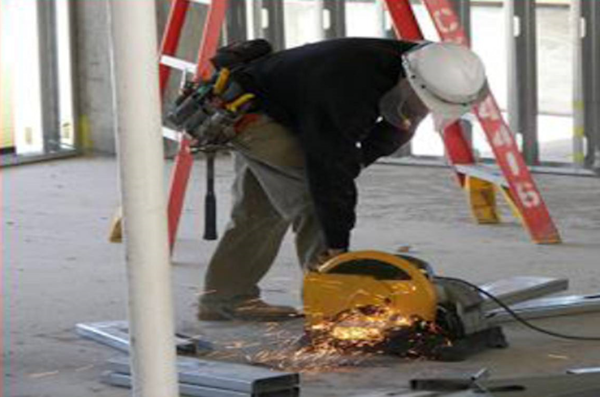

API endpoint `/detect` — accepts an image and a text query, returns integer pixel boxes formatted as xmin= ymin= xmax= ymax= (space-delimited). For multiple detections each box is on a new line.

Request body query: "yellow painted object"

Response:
xmin=213 ymin=68 xmax=231 ymax=95
xmin=109 ymin=207 xmax=123 ymax=243
xmin=226 ymin=93 xmax=255 ymax=112
xmin=303 ymin=251 xmax=438 ymax=329
xmin=465 ymin=176 xmax=501 ymax=224
xmin=500 ymin=187 xmax=524 ymax=224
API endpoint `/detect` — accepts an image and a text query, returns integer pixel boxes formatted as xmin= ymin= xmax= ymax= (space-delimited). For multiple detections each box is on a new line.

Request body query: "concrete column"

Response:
xmin=72 ymin=0 xmax=117 ymax=154
xmin=73 ymin=0 xmax=210 ymax=154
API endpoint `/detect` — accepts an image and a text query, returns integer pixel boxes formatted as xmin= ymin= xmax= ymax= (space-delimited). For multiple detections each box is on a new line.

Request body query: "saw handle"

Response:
xmin=203 ymin=152 xmax=218 ymax=241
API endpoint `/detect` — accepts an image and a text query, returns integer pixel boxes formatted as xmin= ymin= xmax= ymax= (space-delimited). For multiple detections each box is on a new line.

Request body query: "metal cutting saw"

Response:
xmin=303 ymin=251 xmax=509 ymax=361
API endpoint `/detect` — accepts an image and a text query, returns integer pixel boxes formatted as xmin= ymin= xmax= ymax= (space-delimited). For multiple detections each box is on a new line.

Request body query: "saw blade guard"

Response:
xmin=303 ymin=251 xmax=438 ymax=329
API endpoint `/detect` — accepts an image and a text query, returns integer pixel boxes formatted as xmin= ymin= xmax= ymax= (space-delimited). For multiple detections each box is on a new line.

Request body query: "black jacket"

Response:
xmin=237 ymin=38 xmax=419 ymax=249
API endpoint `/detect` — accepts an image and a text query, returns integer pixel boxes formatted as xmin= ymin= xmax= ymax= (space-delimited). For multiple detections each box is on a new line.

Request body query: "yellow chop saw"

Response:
xmin=303 ymin=251 xmax=509 ymax=361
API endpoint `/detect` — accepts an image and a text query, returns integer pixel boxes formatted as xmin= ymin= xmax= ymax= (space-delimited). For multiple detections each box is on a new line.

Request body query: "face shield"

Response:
xmin=379 ymin=78 xmax=429 ymax=133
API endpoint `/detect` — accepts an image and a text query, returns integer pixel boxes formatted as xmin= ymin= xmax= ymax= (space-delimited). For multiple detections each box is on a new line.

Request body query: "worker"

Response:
xmin=197 ymin=37 xmax=489 ymax=321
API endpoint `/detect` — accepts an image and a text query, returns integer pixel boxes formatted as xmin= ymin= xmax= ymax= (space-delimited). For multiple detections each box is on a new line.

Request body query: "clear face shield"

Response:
xmin=428 ymin=84 xmax=490 ymax=132
xmin=431 ymin=107 xmax=469 ymax=132
xmin=379 ymin=79 xmax=429 ymax=133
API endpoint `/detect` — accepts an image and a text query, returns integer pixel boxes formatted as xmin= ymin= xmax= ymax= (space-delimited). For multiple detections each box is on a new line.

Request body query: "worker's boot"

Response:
xmin=198 ymin=298 xmax=301 ymax=322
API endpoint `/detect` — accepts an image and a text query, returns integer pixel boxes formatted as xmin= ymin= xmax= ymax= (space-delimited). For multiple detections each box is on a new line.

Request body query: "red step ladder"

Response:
xmin=110 ymin=0 xmax=230 ymax=249
xmin=111 ymin=0 xmax=561 ymax=250
xmin=384 ymin=0 xmax=561 ymax=244
xmin=160 ymin=0 xmax=229 ymax=250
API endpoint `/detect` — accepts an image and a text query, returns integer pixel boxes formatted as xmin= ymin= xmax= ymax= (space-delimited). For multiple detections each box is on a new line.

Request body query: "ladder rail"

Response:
xmin=384 ymin=0 xmax=560 ymax=244
xmin=159 ymin=0 xmax=192 ymax=95
xmin=164 ymin=0 xmax=230 ymax=251
xmin=421 ymin=0 xmax=560 ymax=243
xmin=194 ymin=0 xmax=229 ymax=82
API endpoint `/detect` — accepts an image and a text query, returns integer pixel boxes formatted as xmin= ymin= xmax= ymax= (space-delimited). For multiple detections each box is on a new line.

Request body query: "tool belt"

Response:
xmin=167 ymin=39 xmax=272 ymax=150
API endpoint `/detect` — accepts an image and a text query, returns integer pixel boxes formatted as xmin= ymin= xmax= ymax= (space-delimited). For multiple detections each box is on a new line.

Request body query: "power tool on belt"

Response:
xmin=167 ymin=39 xmax=272 ymax=151
xmin=303 ymin=251 xmax=509 ymax=361
xmin=166 ymin=39 xmax=272 ymax=240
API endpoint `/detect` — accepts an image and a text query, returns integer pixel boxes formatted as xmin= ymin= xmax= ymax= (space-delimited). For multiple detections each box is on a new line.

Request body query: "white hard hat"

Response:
xmin=402 ymin=42 xmax=488 ymax=129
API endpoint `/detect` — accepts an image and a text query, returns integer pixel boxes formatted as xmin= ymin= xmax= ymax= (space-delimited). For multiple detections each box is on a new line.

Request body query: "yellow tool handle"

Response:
xmin=226 ymin=93 xmax=255 ymax=112
xmin=213 ymin=68 xmax=231 ymax=95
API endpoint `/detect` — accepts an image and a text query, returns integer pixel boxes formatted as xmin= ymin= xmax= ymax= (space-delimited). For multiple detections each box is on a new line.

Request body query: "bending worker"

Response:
xmin=197 ymin=37 xmax=488 ymax=321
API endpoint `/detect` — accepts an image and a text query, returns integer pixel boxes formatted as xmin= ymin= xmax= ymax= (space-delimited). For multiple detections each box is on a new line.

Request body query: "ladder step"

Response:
xmin=160 ymin=55 xmax=198 ymax=74
xmin=454 ymin=164 xmax=509 ymax=187
xmin=75 ymin=321 xmax=204 ymax=355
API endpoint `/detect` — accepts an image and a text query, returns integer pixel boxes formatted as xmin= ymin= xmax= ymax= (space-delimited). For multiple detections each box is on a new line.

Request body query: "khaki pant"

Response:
xmin=201 ymin=116 xmax=326 ymax=306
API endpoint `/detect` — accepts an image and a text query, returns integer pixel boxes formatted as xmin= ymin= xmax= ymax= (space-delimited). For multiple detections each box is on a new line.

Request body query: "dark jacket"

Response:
xmin=237 ymin=38 xmax=419 ymax=249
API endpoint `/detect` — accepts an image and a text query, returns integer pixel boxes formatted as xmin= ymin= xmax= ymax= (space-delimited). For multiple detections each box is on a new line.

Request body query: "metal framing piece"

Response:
xmin=4 ymin=0 xmax=82 ymax=164
xmin=37 ymin=0 xmax=62 ymax=153
xmin=75 ymin=321 xmax=211 ymax=355
xmin=572 ymin=0 xmax=586 ymax=168
xmin=313 ymin=0 xmax=325 ymax=41
xmin=323 ymin=0 xmax=346 ymax=39
xmin=506 ymin=0 xmax=539 ymax=165
xmin=104 ymin=372 xmax=300 ymax=397
xmin=581 ymin=0 xmax=600 ymax=171
xmin=567 ymin=368 xmax=600 ymax=375
xmin=107 ymin=355 xmax=299 ymax=394
xmin=408 ymin=372 xmax=600 ymax=397
xmin=479 ymin=276 xmax=568 ymax=312
xmin=487 ymin=293 xmax=600 ymax=325
xmin=447 ymin=1 xmax=472 ymax=146
xmin=0 ymin=149 xmax=79 ymax=167
xmin=226 ymin=0 xmax=247 ymax=43
xmin=259 ymin=0 xmax=285 ymax=51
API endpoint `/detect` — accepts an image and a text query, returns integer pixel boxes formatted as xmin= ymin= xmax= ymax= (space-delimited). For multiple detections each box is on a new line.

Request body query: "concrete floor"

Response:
xmin=4 ymin=155 xmax=600 ymax=397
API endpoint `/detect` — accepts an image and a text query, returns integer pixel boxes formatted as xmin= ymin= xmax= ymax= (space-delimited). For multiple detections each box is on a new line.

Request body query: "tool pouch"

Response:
xmin=167 ymin=40 xmax=273 ymax=150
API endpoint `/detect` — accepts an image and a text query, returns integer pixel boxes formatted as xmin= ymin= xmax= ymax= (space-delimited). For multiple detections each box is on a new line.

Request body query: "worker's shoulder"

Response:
xmin=288 ymin=37 xmax=417 ymax=54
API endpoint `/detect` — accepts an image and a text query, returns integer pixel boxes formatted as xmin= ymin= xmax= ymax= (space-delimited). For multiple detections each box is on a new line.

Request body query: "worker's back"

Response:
xmin=237 ymin=37 xmax=418 ymax=141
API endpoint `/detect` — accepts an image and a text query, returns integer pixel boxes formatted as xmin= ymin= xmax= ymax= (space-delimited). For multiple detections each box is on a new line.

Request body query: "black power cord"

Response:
xmin=435 ymin=276 xmax=600 ymax=341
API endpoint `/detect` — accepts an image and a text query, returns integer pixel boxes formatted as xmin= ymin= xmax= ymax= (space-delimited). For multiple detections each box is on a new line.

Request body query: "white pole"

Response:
xmin=107 ymin=1 xmax=179 ymax=396
xmin=571 ymin=0 xmax=585 ymax=168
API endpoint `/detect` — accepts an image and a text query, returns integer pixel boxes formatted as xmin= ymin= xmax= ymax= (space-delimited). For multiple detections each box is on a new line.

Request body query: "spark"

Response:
xmin=218 ymin=304 xmax=453 ymax=373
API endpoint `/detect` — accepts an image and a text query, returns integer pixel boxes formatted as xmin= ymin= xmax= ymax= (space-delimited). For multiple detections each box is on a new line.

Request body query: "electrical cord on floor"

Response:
xmin=435 ymin=276 xmax=600 ymax=341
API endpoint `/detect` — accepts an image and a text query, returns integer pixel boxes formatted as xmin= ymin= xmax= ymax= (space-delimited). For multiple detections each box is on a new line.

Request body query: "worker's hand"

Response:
xmin=309 ymin=248 xmax=347 ymax=272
